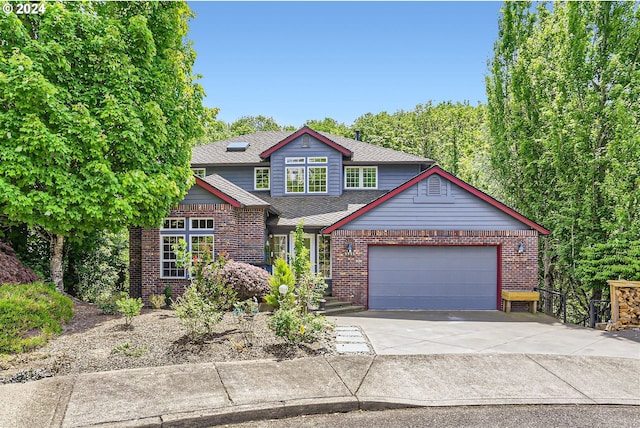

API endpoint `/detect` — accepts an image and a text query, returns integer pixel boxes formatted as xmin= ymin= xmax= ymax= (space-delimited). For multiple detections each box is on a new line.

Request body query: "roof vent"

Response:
xmin=301 ymin=134 xmax=310 ymax=148
xmin=226 ymin=142 xmax=249 ymax=152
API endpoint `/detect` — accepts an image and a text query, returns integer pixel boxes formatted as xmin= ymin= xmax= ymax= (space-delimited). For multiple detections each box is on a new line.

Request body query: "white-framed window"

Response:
xmin=317 ymin=234 xmax=331 ymax=278
xmin=284 ymin=157 xmax=328 ymax=194
xmin=285 ymin=157 xmax=305 ymax=164
xmin=286 ymin=167 xmax=305 ymax=193
xmin=190 ymin=235 xmax=214 ymax=262
xmin=161 ymin=235 xmax=186 ymax=278
xmin=162 ymin=218 xmax=185 ymax=230
xmin=308 ymin=166 xmax=327 ymax=193
xmin=307 ymin=157 xmax=328 ymax=163
xmin=160 ymin=217 xmax=214 ymax=278
xmin=271 ymin=235 xmax=288 ymax=262
xmin=345 ymin=166 xmax=377 ymax=189
xmin=191 ymin=218 xmax=214 ymax=230
xmin=191 ymin=168 xmax=206 ymax=178
xmin=254 ymin=167 xmax=270 ymax=190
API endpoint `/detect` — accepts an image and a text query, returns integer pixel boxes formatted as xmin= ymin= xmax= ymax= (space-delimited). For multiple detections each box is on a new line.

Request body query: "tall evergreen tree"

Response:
xmin=486 ymin=1 xmax=640 ymax=312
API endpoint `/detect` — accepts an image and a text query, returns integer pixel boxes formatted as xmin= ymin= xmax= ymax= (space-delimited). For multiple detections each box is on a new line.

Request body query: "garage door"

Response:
xmin=369 ymin=246 xmax=498 ymax=310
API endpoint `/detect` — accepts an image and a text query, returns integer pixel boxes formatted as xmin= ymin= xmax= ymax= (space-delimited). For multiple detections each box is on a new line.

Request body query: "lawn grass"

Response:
xmin=0 ymin=282 xmax=73 ymax=354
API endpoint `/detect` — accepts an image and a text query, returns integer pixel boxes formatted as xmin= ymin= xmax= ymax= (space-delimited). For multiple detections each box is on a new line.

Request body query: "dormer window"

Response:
xmin=285 ymin=157 xmax=328 ymax=194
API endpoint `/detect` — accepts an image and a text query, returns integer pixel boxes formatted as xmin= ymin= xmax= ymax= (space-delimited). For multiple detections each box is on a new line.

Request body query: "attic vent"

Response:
xmin=227 ymin=142 xmax=249 ymax=152
xmin=301 ymin=134 xmax=310 ymax=148
xmin=427 ymin=176 xmax=442 ymax=196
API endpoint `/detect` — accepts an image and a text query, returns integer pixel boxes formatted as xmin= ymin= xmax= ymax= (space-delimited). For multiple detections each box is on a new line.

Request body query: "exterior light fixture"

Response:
xmin=278 ymin=284 xmax=289 ymax=296
xmin=517 ymin=242 xmax=525 ymax=253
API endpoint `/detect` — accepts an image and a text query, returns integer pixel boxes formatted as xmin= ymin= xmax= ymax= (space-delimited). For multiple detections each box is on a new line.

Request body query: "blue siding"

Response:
xmin=206 ymin=166 xmax=257 ymax=191
xmin=376 ymin=164 xmax=422 ymax=190
xmin=270 ymin=136 xmax=343 ymax=197
xmin=182 ymin=185 xmax=226 ymax=204
xmin=341 ymin=178 xmax=530 ymax=231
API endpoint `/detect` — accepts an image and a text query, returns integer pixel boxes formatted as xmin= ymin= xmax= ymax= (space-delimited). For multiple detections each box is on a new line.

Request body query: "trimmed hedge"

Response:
xmin=0 ymin=282 xmax=73 ymax=354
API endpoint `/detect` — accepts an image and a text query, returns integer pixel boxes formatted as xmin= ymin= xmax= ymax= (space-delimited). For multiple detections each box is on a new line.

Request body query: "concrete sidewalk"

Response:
xmin=2 ymin=354 xmax=639 ymax=427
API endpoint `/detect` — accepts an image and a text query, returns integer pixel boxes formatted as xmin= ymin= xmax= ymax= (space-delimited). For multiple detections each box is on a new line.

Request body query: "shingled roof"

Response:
xmin=198 ymin=174 xmax=270 ymax=208
xmin=254 ymin=190 xmax=387 ymax=227
xmin=191 ymin=129 xmax=433 ymax=166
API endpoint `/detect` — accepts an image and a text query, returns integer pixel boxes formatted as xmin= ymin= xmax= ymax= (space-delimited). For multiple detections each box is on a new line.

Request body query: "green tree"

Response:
xmin=351 ymin=102 xmax=491 ymax=187
xmin=303 ymin=117 xmax=351 ymax=137
xmin=193 ymin=106 xmax=233 ymax=145
xmin=486 ymin=1 xmax=640 ymax=315
xmin=229 ymin=115 xmax=291 ymax=135
xmin=0 ymin=1 xmax=204 ymax=291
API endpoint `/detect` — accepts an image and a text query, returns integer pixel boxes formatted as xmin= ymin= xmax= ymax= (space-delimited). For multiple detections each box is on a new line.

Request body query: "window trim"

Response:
xmin=285 ymin=166 xmax=306 ymax=194
xmin=285 ymin=157 xmax=305 ymax=164
xmin=160 ymin=234 xmax=186 ymax=278
xmin=191 ymin=168 xmax=206 ymax=178
xmin=307 ymin=156 xmax=328 ymax=164
xmin=189 ymin=234 xmax=215 ymax=263
xmin=190 ymin=218 xmax=215 ymax=230
xmin=307 ymin=166 xmax=328 ymax=194
xmin=344 ymin=166 xmax=378 ymax=189
xmin=254 ymin=167 xmax=271 ymax=190
xmin=271 ymin=234 xmax=288 ymax=263
xmin=317 ymin=234 xmax=331 ymax=279
xmin=161 ymin=217 xmax=186 ymax=230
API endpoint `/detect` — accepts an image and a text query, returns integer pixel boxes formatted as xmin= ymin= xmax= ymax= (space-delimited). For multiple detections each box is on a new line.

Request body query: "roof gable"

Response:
xmin=259 ymin=126 xmax=353 ymax=159
xmin=322 ymin=166 xmax=550 ymax=235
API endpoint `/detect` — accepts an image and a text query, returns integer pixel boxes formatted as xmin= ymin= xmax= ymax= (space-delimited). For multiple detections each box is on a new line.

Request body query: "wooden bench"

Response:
xmin=501 ymin=290 xmax=540 ymax=314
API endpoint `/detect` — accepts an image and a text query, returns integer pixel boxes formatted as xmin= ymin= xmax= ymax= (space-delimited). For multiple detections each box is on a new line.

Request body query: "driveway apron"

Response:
xmin=330 ymin=311 xmax=640 ymax=359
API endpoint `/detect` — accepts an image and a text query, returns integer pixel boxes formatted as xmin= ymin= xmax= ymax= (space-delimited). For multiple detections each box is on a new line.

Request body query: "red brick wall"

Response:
xmin=133 ymin=204 xmax=266 ymax=303
xmin=330 ymin=229 xmax=539 ymax=310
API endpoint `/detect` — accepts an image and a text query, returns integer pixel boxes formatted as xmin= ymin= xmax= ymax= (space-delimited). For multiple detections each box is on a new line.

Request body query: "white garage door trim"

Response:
xmin=368 ymin=245 xmax=499 ymax=310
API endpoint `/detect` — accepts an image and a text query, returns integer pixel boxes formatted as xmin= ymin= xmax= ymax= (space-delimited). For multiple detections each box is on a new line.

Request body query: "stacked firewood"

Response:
xmin=607 ymin=281 xmax=640 ymax=331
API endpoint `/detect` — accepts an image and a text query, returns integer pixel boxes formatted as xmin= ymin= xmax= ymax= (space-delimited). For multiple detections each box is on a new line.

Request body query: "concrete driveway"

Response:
xmin=330 ymin=311 xmax=640 ymax=359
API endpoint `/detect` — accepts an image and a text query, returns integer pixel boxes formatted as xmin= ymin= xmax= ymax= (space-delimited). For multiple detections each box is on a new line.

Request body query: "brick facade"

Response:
xmin=330 ymin=229 xmax=539 ymax=310
xmin=129 ymin=203 xmax=267 ymax=303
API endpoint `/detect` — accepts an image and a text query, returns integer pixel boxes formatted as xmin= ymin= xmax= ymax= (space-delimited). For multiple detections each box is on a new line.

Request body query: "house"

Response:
xmin=129 ymin=126 xmax=550 ymax=310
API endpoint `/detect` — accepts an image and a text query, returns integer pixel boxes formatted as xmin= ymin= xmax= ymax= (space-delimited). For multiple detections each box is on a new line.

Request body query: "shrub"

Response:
xmin=264 ymin=258 xmax=295 ymax=309
xmin=268 ymin=306 xmax=331 ymax=344
xmin=172 ymin=285 xmax=223 ymax=336
xmin=111 ymin=342 xmax=146 ymax=357
xmin=163 ymin=285 xmax=173 ymax=307
xmin=95 ymin=291 xmax=127 ymax=315
xmin=0 ymin=241 xmax=40 ymax=284
xmin=116 ymin=297 xmax=144 ymax=326
xmin=208 ymin=260 xmax=270 ymax=301
xmin=0 ymin=282 xmax=73 ymax=354
xmin=149 ymin=294 xmax=166 ymax=309
xmin=296 ymin=271 xmax=328 ymax=313
xmin=71 ymin=230 xmax=129 ymax=303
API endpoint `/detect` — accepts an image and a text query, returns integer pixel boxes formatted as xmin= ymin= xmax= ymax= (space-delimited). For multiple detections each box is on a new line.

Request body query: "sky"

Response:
xmin=187 ymin=1 xmax=504 ymax=127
